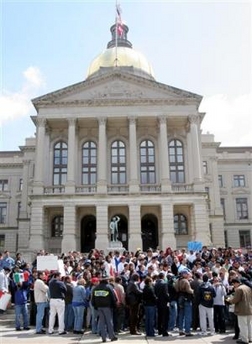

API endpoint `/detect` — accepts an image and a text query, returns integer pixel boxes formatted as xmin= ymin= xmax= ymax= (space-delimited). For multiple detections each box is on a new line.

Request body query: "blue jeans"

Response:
xmin=168 ymin=300 xmax=178 ymax=330
xmin=178 ymin=298 xmax=192 ymax=334
xmin=64 ymin=303 xmax=74 ymax=331
xmin=90 ymin=304 xmax=99 ymax=334
xmin=15 ymin=304 xmax=29 ymax=329
xmin=36 ymin=302 xmax=48 ymax=332
xmin=144 ymin=305 xmax=156 ymax=336
xmin=73 ymin=305 xmax=85 ymax=331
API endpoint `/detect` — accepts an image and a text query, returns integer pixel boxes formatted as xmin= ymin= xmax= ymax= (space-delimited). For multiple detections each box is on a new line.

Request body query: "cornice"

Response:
xmin=32 ymin=98 xmax=197 ymax=109
xmin=32 ymin=70 xmax=202 ymax=109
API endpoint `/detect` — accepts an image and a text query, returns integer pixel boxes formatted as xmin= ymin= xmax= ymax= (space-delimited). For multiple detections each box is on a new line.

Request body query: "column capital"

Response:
xmin=98 ymin=117 xmax=107 ymax=125
xmin=188 ymin=114 xmax=199 ymax=125
xmin=68 ymin=117 xmax=77 ymax=126
xmin=36 ymin=117 xmax=46 ymax=127
xmin=128 ymin=116 xmax=137 ymax=125
xmin=23 ymin=159 xmax=31 ymax=166
xmin=158 ymin=115 xmax=168 ymax=125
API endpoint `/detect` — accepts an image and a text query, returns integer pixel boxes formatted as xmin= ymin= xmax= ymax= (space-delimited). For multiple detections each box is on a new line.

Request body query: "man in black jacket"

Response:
xmin=198 ymin=274 xmax=216 ymax=336
xmin=126 ymin=273 xmax=142 ymax=335
xmin=154 ymin=272 xmax=170 ymax=336
xmin=91 ymin=278 xmax=118 ymax=342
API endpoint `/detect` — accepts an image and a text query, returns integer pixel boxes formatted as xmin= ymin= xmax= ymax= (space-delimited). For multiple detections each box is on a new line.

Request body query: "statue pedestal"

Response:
xmin=107 ymin=240 xmax=125 ymax=254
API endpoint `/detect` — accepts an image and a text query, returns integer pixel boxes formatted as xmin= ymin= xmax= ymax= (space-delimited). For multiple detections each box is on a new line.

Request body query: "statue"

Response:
xmin=110 ymin=216 xmax=120 ymax=242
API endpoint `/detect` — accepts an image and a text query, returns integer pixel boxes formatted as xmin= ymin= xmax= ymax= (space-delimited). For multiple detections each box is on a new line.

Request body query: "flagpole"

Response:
xmin=115 ymin=0 xmax=118 ymax=67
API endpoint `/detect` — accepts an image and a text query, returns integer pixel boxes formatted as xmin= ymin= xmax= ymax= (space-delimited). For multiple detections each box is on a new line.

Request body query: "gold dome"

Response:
xmin=87 ymin=47 xmax=155 ymax=80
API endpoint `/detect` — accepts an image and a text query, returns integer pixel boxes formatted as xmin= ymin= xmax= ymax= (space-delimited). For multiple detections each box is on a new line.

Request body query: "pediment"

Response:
xmin=32 ymin=70 xmax=202 ymax=109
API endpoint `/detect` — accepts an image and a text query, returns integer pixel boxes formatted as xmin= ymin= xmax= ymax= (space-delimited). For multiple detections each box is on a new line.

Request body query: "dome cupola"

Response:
xmin=86 ymin=22 xmax=155 ymax=80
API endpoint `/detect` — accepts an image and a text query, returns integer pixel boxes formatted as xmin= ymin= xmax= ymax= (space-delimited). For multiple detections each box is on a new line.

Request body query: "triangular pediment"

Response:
xmin=32 ymin=70 xmax=202 ymax=109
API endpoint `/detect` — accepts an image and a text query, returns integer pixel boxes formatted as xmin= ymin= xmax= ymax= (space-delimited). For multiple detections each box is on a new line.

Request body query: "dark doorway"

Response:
xmin=141 ymin=214 xmax=158 ymax=251
xmin=81 ymin=215 xmax=96 ymax=253
xmin=110 ymin=214 xmax=128 ymax=250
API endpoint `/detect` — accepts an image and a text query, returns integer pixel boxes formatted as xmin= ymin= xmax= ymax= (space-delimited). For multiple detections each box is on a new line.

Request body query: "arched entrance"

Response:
xmin=141 ymin=214 xmax=158 ymax=251
xmin=110 ymin=214 xmax=128 ymax=250
xmin=81 ymin=215 xmax=96 ymax=253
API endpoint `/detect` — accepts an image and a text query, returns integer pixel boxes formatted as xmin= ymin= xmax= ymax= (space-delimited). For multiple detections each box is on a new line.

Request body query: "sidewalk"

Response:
xmin=0 ymin=307 xmax=237 ymax=344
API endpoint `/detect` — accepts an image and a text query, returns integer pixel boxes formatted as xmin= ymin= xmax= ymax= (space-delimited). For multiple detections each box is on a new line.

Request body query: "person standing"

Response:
xmin=72 ymin=278 xmax=86 ymax=334
xmin=13 ymin=279 xmax=30 ymax=331
xmin=34 ymin=271 xmax=49 ymax=334
xmin=212 ymin=275 xmax=227 ymax=334
xmin=91 ymin=278 xmax=118 ymax=342
xmin=226 ymin=277 xmax=252 ymax=344
xmin=48 ymin=272 xmax=67 ymax=335
xmin=154 ymin=272 xmax=170 ymax=336
xmin=64 ymin=275 xmax=74 ymax=332
xmin=174 ymin=270 xmax=194 ymax=337
xmin=198 ymin=274 xmax=216 ymax=336
xmin=142 ymin=276 xmax=157 ymax=337
xmin=0 ymin=267 xmax=11 ymax=314
xmin=126 ymin=273 xmax=143 ymax=335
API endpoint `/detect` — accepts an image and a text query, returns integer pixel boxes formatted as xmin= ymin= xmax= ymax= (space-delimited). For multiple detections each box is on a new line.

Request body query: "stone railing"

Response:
xmin=107 ymin=185 xmax=129 ymax=193
xmin=140 ymin=184 xmax=161 ymax=193
xmin=44 ymin=186 xmax=65 ymax=194
xmin=171 ymin=183 xmax=194 ymax=192
xmin=75 ymin=185 xmax=97 ymax=193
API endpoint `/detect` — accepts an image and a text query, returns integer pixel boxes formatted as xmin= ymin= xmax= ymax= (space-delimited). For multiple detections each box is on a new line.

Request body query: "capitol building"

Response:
xmin=0 ymin=21 xmax=251 ymax=261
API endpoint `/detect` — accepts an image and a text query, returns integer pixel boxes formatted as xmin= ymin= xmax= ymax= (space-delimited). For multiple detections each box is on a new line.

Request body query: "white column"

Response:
xmin=128 ymin=117 xmax=139 ymax=193
xmin=66 ymin=118 xmax=76 ymax=193
xmin=193 ymin=202 xmax=211 ymax=245
xmin=61 ymin=204 xmax=77 ymax=253
xmin=20 ymin=159 xmax=30 ymax=217
xmin=96 ymin=205 xmax=109 ymax=249
xmin=161 ymin=203 xmax=176 ymax=249
xmin=29 ymin=204 xmax=45 ymax=250
xmin=158 ymin=116 xmax=171 ymax=192
xmin=188 ymin=115 xmax=204 ymax=191
xmin=97 ymin=117 xmax=107 ymax=194
xmin=210 ymin=156 xmax=222 ymax=215
xmin=128 ymin=204 xmax=142 ymax=251
xmin=33 ymin=117 xmax=46 ymax=194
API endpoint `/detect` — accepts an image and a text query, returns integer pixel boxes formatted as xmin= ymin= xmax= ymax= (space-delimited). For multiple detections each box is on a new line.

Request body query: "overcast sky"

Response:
xmin=1 ymin=0 xmax=251 ymax=150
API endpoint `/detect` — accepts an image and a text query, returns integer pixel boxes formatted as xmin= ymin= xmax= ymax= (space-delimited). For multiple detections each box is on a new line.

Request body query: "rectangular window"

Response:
xmin=218 ymin=175 xmax=223 ymax=187
xmin=17 ymin=202 xmax=21 ymax=218
xmin=239 ymin=230 xmax=251 ymax=248
xmin=203 ymin=161 xmax=208 ymax=174
xmin=234 ymin=175 xmax=245 ymax=187
xmin=0 ymin=234 xmax=5 ymax=251
xmin=236 ymin=198 xmax=248 ymax=219
xmin=19 ymin=178 xmax=23 ymax=191
xmin=0 ymin=180 xmax=8 ymax=191
xmin=0 ymin=202 xmax=7 ymax=224
xmin=220 ymin=198 xmax=226 ymax=220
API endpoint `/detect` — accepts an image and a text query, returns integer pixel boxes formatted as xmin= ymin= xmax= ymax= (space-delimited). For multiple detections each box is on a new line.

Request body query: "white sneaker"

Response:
xmin=198 ymin=332 xmax=208 ymax=336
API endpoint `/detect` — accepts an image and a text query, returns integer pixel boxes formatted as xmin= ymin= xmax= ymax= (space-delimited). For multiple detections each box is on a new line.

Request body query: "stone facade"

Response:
xmin=0 ymin=24 xmax=251 ymax=263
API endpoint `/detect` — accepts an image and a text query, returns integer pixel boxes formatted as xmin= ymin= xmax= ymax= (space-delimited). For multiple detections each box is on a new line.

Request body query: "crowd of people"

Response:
xmin=0 ymin=246 xmax=252 ymax=344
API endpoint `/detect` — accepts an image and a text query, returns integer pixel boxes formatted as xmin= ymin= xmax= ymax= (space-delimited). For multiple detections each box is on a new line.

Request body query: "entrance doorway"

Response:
xmin=141 ymin=214 xmax=158 ymax=251
xmin=81 ymin=215 xmax=96 ymax=253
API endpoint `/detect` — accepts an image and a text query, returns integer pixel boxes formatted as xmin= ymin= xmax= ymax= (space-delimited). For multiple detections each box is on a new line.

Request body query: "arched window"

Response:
xmin=174 ymin=214 xmax=188 ymax=235
xmin=51 ymin=215 xmax=63 ymax=237
xmin=53 ymin=141 xmax=67 ymax=185
xmin=82 ymin=141 xmax=97 ymax=185
xmin=140 ymin=140 xmax=156 ymax=184
xmin=169 ymin=139 xmax=185 ymax=183
xmin=111 ymin=140 xmax=126 ymax=184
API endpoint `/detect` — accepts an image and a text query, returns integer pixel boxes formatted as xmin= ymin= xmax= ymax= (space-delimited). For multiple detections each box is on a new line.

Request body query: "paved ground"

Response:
xmin=0 ymin=307 xmax=237 ymax=344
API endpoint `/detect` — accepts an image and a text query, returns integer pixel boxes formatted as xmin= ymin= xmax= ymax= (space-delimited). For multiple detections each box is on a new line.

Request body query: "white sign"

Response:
xmin=37 ymin=255 xmax=58 ymax=271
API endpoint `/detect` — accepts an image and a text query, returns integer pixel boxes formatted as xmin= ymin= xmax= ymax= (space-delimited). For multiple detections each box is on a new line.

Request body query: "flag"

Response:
xmin=13 ymin=271 xmax=30 ymax=284
xmin=117 ymin=23 xmax=123 ymax=37
xmin=116 ymin=3 xmax=123 ymax=37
